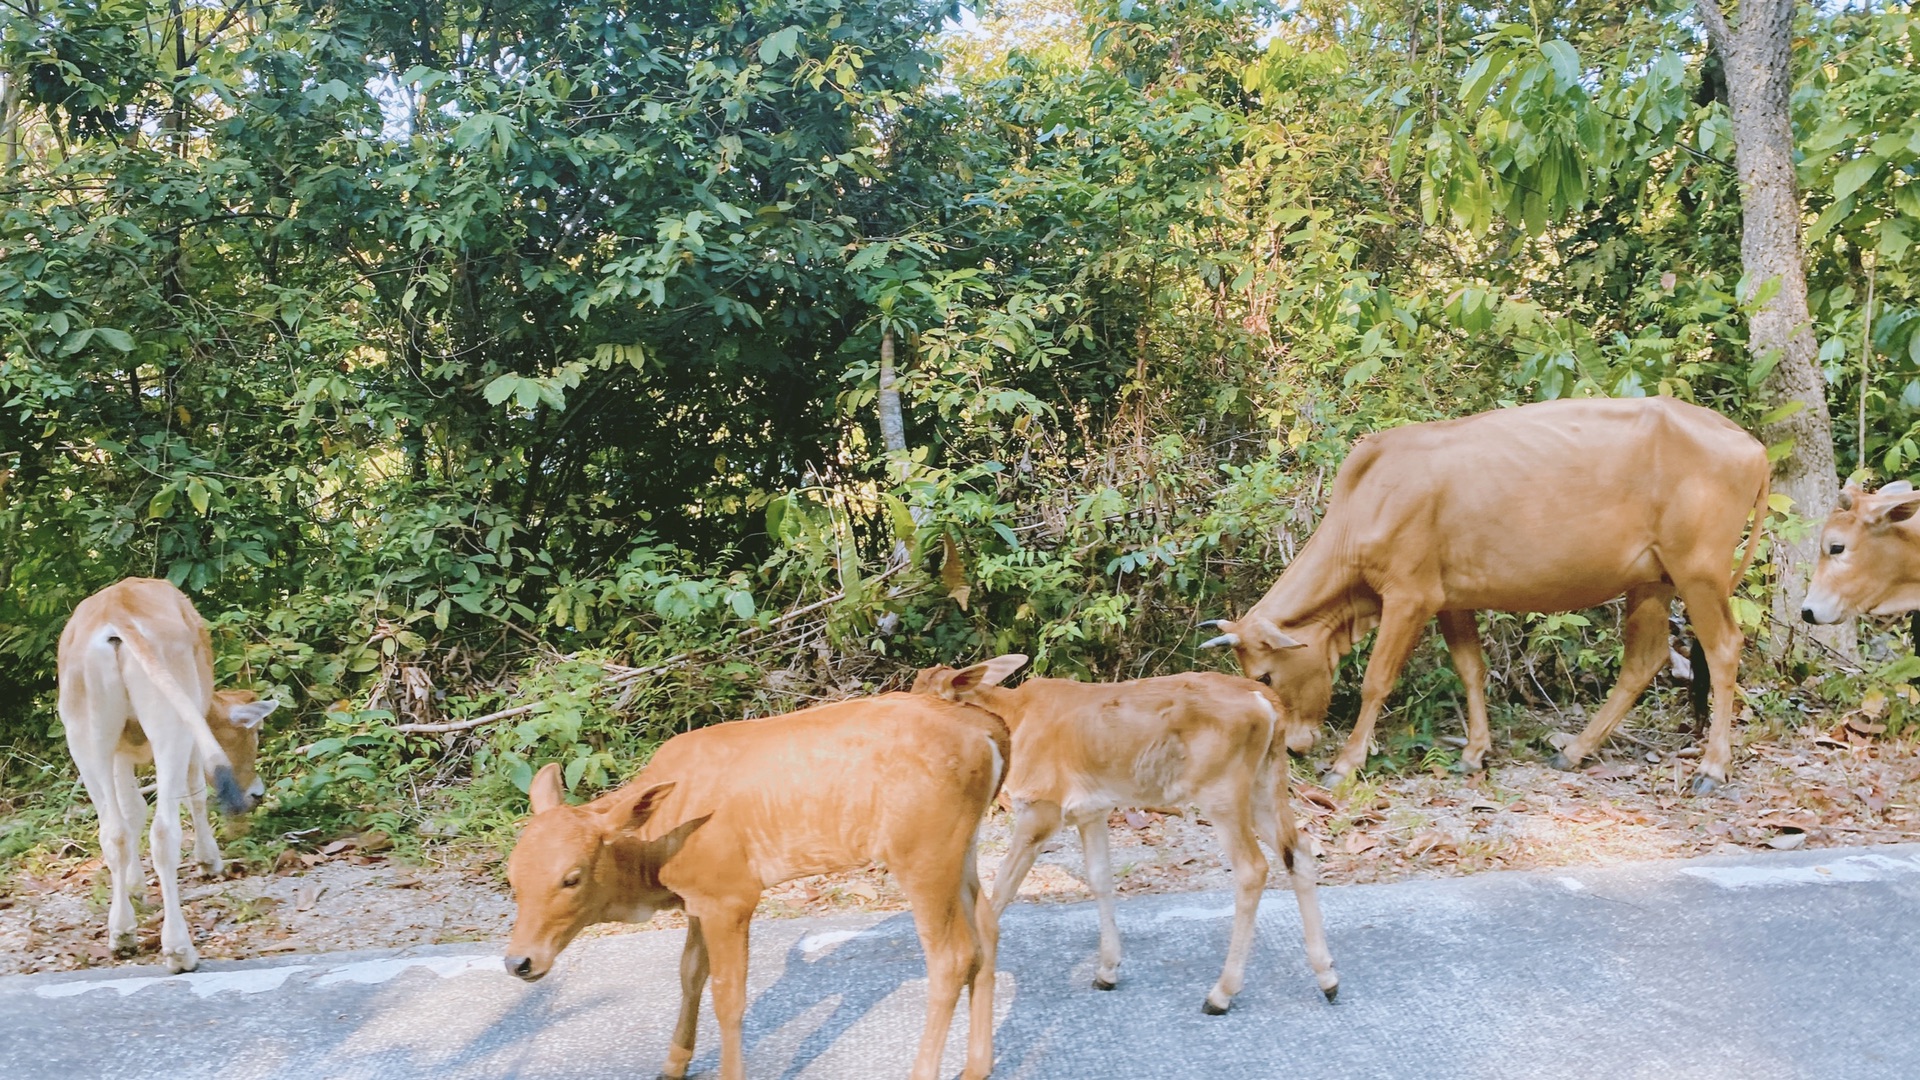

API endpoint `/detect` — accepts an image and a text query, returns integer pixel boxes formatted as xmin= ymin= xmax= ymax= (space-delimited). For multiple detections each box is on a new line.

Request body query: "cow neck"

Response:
xmin=1251 ymin=528 xmax=1373 ymax=644
xmin=601 ymin=828 xmax=675 ymax=903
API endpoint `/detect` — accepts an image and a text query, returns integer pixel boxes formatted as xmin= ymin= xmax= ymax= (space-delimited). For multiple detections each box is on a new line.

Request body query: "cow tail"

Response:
xmin=1731 ymin=471 xmax=1771 ymax=595
xmin=114 ymin=629 xmax=250 ymax=815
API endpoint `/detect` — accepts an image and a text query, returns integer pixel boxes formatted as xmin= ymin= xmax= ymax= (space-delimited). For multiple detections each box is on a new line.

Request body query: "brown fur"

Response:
xmin=912 ymin=656 xmax=1338 ymax=1010
xmin=1803 ymin=482 xmax=1920 ymax=622
xmin=1205 ymin=397 xmax=1769 ymax=792
xmin=504 ymin=693 xmax=1008 ymax=1080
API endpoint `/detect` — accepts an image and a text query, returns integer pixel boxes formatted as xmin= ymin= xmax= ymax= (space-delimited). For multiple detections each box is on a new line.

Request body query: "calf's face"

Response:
xmin=208 ymin=691 xmax=279 ymax=803
xmin=1804 ymin=483 xmax=1920 ymax=623
xmin=504 ymin=765 xmax=684 ymax=982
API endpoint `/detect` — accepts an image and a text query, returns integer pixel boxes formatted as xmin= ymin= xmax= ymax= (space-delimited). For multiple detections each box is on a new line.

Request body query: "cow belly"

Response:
xmin=1437 ymin=538 xmax=1668 ymax=612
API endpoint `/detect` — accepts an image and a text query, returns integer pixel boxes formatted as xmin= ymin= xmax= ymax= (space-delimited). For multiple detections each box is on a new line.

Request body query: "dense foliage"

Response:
xmin=4 ymin=0 xmax=1919 ymax=832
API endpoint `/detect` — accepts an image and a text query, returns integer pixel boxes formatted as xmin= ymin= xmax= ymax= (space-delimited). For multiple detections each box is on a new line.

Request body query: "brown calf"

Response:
xmin=912 ymin=655 xmax=1338 ymax=1013
xmin=504 ymin=693 xmax=1008 ymax=1080
xmin=1802 ymin=481 xmax=1920 ymax=624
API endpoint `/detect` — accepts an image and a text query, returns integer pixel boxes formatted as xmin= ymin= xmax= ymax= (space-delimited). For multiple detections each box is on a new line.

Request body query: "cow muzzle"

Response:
xmin=1800 ymin=586 xmax=1847 ymax=625
xmin=505 ymin=954 xmax=546 ymax=982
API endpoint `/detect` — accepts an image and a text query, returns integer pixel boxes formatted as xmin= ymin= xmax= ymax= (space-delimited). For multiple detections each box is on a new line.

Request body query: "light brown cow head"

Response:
xmin=1803 ymin=481 xmax=1920 ymax=624
xmin=1199 ymin=616 xmax=1323 ymax=752
xmin=208 ymin=690 xmax=278 ymax=804
xmin=504 ymin=764 xmax=701 ymax=982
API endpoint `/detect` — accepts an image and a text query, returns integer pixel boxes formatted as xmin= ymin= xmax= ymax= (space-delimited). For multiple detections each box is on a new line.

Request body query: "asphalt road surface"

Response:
xmin=8 ymin=843 xmax=1920 ymax=1080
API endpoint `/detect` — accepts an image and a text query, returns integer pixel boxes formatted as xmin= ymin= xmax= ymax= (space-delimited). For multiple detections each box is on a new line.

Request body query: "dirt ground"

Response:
xmin=6 ymin=712 xmax=1919 ymax=978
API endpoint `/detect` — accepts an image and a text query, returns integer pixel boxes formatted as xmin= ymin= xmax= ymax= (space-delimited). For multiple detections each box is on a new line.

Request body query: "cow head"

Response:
xmin=504 ymin=764 xmax=704 ymax=982
xmin=910 ymin=654 xmax=1029 ymax=700
xmin=1803 ymin=481 xmax=1920 ymax=623
xmin=207 ymin=691 xmax=278 ymax=806
xmin=1199 ymin=616 xmax=1326 ymax=751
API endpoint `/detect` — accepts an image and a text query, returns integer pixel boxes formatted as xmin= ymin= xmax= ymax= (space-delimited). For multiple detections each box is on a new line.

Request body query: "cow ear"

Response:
xmin=1246 ymin=616 xmax=1306 ymax=651
xmin=1884 ymin=480 xmax=1914 ymax=495
xmin=529 ymin=762 xmax=566 ymax=815
xmin=606 ymin=782 xmax=676 ymax=834
xmin=948 ymin=654 xmax=1028 ymax=696
xmin=1865 ymin=489 xmax=1920 ymax=526
xmin=226 ymin=699 xmax=279 ymax=730
xmin=909 ymin=665 xmax=953 ymax=696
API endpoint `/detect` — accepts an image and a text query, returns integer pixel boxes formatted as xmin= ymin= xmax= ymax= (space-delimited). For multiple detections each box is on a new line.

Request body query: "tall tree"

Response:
xmin=1696 ymin=0 xmax=1853 ymax=657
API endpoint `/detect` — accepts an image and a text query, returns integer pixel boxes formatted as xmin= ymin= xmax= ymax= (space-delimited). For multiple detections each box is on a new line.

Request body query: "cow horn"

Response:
xmin=1199 ymin=633 xmax=1240 ymax=649
xmin=1197 ymin=619 xmax=1227 ymax=630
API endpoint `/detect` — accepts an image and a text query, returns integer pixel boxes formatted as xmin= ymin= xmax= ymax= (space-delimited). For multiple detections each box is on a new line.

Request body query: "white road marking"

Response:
xmin=1557 ymin=877 xmax=1587 ymax=892
xmin=797 ymin=930 xmax=866 ymax=954
xmin=34 ymin=965 xmax=309 ymax=1000
xmin=1681 ymin=853 xmax=1920 ymax=890
xmin=313 ymin=954 xmax=498 ymax=986
xmin=26 ymin=953 xmax=497 ymax=1000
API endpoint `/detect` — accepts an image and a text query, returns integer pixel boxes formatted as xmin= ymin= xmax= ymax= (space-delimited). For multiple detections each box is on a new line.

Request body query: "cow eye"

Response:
xmin=562 ymin=869 xmax=583 ymax=888
xmin=1829 ymin=543 xmax=1845 ymax=556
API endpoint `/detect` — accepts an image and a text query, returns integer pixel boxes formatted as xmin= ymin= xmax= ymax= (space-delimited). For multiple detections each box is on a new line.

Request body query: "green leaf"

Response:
xmin=1539 ymin=40 xmax=1581 ymax=88
xmin=1833 ymin=156 xmax=1881 ymax=201
xmin=483 ymin=374 xmax=521 ymax=405
xmin=94 ymin=328 xmax=134 ymax=352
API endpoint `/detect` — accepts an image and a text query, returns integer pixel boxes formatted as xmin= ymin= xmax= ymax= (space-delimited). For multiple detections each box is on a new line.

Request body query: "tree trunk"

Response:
xmin=1698 ymin=0 xmax=1855 ymax=660
xmin=877 ymin=326 xmax=906 ymax=469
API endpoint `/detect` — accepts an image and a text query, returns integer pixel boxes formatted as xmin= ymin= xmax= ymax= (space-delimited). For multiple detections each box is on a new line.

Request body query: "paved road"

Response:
xmin=8 ymin=843 xmax=1920 ymax=1079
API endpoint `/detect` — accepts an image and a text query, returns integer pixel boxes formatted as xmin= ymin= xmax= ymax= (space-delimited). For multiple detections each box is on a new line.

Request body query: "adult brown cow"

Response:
xmin=1801 ymin=481 xmax=1920 ymax=624
xmin=1200 ymin=397 xmax=1769 ymax=795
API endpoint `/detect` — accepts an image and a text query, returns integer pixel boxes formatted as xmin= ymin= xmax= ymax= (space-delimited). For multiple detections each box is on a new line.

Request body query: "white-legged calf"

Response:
xmin=58 ymin=578 xmax=279 ymax=972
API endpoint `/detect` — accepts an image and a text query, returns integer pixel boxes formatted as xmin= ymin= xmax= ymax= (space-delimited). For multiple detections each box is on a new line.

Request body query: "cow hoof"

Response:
xmin=1691 ymin=774 xmax=1721 ymax=796
xmin=1319 ymin=767 xmax=1349 ymax=788
xmin=111 ymin=936 xmax=139 ymax=959
xmin=1548 ymin=752 xmax=1576 ymax=771
xmin=1092 ymin=976 xmax=1117 ymax=991
xmin=1201 ymin=996 xmax=1231 ymax=1016
xmin=1449 ymin=757 xmax=1485 ymax=776
xmin=162 ymin=946 xmax=199 ymax=974
xmin=1322 ymin=980 xmax=1340 ymax=1003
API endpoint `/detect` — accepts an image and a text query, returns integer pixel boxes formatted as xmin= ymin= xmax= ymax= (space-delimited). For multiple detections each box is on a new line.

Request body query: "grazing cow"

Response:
xmin=912 ymin=655 xmax=1339 ymax=1012
xmin=504 ymin=694 xmax=1008 ymax=1080
xmin=58 ymin=578 xmax=280 ymax=972
xmin=1801 ymin=481 xmax=1920 ymax=624
xmin=1200 ymin=397 xmax=1769 ymax=794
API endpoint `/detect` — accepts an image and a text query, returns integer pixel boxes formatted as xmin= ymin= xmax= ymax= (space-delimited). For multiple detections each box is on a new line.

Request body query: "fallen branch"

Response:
xmin=390 ymin=565 xmax=907 ymax=735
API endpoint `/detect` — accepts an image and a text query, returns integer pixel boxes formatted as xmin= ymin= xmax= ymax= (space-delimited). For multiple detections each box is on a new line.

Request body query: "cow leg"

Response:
xmin=1326 ymin=598 xmax=1436 ymax=784
xmin=900 ymin=857 xmax=981 ymax=1080
xmin=147 ymin=738 xmax=198 ymax=973
xmin=1072 ymin=811 xmax=1123 ymax=990
xmin=1676 ymin=576 xmax=1744 ymax=794
xmin=700 ymin=904 xmax=754 ymax=1080
xmin=1437 ymin=610 xmax=1491 ymax=773
xmin=990 ymin=799 xmax=1061 ymax=915
xmin=71 ymin=745 xmax=140 ymax=956
xmin=961 ymin=840 xmax=998 ymax=1080
xmin=185 ymin=757 xmax=223 ymax=877
xmin=1553 ymin=584 xmax=1673 ymax=773
xmin=659 ymin=918 xmax=710 ymax=1080
xmin=1200 ymin=800 xmax=1268 ymax=1015
xmin=1256 ymin=783 xmax=1338 ymax=1001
